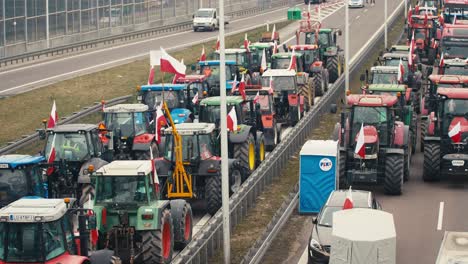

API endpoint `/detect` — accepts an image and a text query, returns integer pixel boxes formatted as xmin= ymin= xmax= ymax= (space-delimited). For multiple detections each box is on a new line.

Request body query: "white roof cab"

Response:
xmin=0 ymin=198 xmax=70 ymax=223
xmin=96 ymin=160 xmax=153 ymax=176
xmin=262 ymin=69 xmax=297 ymax=77
xmin=103 ymin=103 xmax=148 ymax=113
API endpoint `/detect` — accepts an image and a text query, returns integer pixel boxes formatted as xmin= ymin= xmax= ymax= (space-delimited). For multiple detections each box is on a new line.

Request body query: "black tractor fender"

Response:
xmin=198 ymin=158 xmax=241 ymax=175
xmin=403 ymin=125 xmax=410 ymax=146
xmin=229 ymin=125 xmax=254 ymax=144
xmin=155 ymin=158 xmax=171 ymax=177
xmin=384 ymin=148 xmax=405 ymax=155
xmin=423 ymin=136 xmax=441 ymax=143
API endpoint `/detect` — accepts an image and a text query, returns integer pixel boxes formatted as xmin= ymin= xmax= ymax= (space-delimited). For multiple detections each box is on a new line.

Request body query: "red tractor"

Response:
xmin=423 ymin=88 xmax=468 ymax=181
xmin=407 ymin=14 xmax=441 ymax=64
xmin=334 ymin=94 xmax=411 ymax=194
xmin=420 ymin=75 xmax=468 ymax=151
xmin=440 ymin=23 xmax=468 ymax=60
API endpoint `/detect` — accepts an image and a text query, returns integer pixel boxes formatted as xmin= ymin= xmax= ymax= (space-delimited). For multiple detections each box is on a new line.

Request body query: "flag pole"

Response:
xmin=219 ymin=0 xmax=231 ymax=262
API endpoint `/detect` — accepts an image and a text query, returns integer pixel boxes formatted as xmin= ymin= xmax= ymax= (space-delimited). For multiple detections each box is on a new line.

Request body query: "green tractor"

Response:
xmin=365 ymin=83 xmax=417 ymax=159
xmin=91 ymin=160 xmax=193 ymax=264
xmin=198 ymin=96 xmax=266 ymax=174
xmin=270 ymin=52 xmax=305 ymax=72
xmin=298 ymin=25 xmax=344 ymax=83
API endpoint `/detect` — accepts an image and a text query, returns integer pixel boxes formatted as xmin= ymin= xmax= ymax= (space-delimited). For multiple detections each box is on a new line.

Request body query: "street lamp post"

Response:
xmin=384 ymin=0 xmax=388 ymax=49
xmin=345 ymin=0 xmax=349 ymax=103
xmin=46 ymin=0 xmax=50 ymax=48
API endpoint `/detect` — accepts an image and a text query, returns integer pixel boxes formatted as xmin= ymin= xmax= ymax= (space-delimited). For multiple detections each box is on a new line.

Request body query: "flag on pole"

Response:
xmin=231 ymin=75 xmax=239 ymax=93
xmin=449 ymin=121 xmax=462 ymax=143
xmin=269 ymin=76 xmax=274 ymax=94
xmin=288 ymin=49 xmax=297 ymax=71
xmin=47 ymin=100 xmax=58 ymax=128
xmin=439 ymin=52 xmax=445 ymax=69
xmin=227 ymin=107 xmax=238 ymax=131
xmin=453 ymin=14 xmax=457 ymax=25
xmin=408 ymin=30 xmax=415 ymax=67
xmin=149 ymin=146 xmax=159 ymax=193
xmin=271 ymin=24 xmax=276 ymax=40
xmin=147 ymin=66 xmax=155 ymax=85
xmin=192 ymin=92 xmax=199 ymax=104
xmin=200 ymin=45 xmax=206 ymax=61
xmin=46 ymin=134 xmax=57 ymax=176
xmin=260 ymin=48 xmax=267 ymax=73
xmin=244 ymin=33 xmax=250 ymax=52
xmin=160 ymin=47 xmax=186 ymax=77
xmin=343 ymin=187 xmax=354 ymax=210
xmin=355 ymin=123 xmax=366 ymax=158
xmin=239 ymin=74 xmax=246 ymax=100
xmin=253 ymin=91 xmax=260 ymax=104
xmin=273 ymin=40 xmax=278 ymax=54
xmin=216 ymin=35 xmax=220 ymax=51
xmin=398 ymin=58 xmax=405 ymax=83
xmin=155 ymin=104 xmax=165 ymax=144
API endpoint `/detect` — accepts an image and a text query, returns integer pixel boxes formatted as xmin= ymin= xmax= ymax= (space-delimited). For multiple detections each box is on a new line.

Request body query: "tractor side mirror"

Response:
xmin=330 ymin=103 xmax=337 ymax=114
xmin=312 ymin=217 xmax=318 ymax=224
xmin=418 ymin=63 xmax=423 ymax=71
xmin=426 ymin=66 xmax=433 ymax=75
xmin=37 ymin=129 xmax=46 ymax=140
xmin=192 ymin=14 xmax=195 ymax=19
xmin=360 ymin=74 xmax=366 ymax=82
xmin=338 ymin=29 xmax=342 ymax=36
xmin=283 ymin=44 xmax=288 ymax=52
xmin=365 ymin=69 xmax=369 ymax=82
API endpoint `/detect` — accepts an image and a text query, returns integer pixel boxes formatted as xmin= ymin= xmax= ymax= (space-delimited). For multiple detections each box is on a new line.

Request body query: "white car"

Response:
xmin=348 ymin=0 xmax=364 ymax=8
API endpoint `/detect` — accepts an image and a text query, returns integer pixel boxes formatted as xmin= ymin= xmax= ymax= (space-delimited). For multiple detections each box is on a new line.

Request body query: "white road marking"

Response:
xmin=193 ymin=213 xmax=212 ymax=235
xmin=437 ymin=202 xmax=444 ymax=231
xmin=356 ymin=15 xmax=360 ymax=19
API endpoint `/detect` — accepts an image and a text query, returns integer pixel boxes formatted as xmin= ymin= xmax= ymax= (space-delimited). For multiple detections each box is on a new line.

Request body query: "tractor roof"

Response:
xmin=262 ymin=69 xmax=297 ymax=77
xmin=347 ymin=94 xmax=399 ymax=107
xmin=0 ymin=155 xmax=45 ymax=169
xmin=48 ymin=124 xmax=96 ymax=133
xmin=248 ymin=42 xmax=273 ymax=49
xmin=371 ymin=66 xmax=398 ymax=73
xmin=289 ymin=44 xmax=319 ymax=51
xmin=444 ymin=58 xmax=468 ymax=66
xmin=443 ymin=26 xmax=468 ymax=37
xmin=164 ymin=122 xmax=216 ymax=135
xmin=96 ymin=160 xmax=152 ymax=176
xmin=272 ymin=52 xmax=303 ymax=58
xmin=103 ymin=103 xmax=148 ymax=113
xmin=140 ymin=83 xmax=186 ymax=91
xmin=383 ymin=53 xmax=409 ymax=60
xmin=326 ymin=190 xmax=372 ymax=208
xmin=197 ymin=8 xmax=216 ymax=11
xmin=390 ymin=45 xmax=410 ymax=52
xmin=429 ymin=74 xmax=468 ymax=84
xmin=437 ymin=88 xmax=468 ymax=99
xmin=200 ymin=96 xmax=244 ymax=106
xmin=444 ymin=0 xmax=468 ymax=5
xmin=198 ymin=60 xmax=236 ymax=66
xmin=175 ymin=75 xmax=207 ymax=83
xmin=367 ymin=84 xmax=407 ymax=92
xmin=216 ymin=48 xmax=246 ymax=54
xmin=0 ymin=198 xmax=69 ymax=223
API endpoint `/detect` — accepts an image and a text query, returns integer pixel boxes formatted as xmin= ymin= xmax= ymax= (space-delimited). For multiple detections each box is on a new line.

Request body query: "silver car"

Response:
xmin=308 ymin=189 xmax=381 ymax=264
xmin=348 ymin=0 xmax=365 ymax=8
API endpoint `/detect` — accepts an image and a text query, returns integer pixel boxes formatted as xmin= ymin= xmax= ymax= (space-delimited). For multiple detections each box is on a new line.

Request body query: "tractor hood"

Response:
xmin=171 ymin=108 xmax=192 ymax=124
xmin=355 ymin=125 xmax=379 ymax=144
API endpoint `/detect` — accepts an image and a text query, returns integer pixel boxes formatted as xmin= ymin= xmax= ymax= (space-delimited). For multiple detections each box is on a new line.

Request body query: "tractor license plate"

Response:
xmin=9 ymin=215 xmax=34 ymax=221
xmin=452 ymin=160 xmax=465 ymax=167
xmin=0 ymin=164 xmax=8 ymax=168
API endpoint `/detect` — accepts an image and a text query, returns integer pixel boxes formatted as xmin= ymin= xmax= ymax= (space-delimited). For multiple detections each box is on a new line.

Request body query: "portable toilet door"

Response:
xmin=299 ymin=140 xmax=339 ymax=214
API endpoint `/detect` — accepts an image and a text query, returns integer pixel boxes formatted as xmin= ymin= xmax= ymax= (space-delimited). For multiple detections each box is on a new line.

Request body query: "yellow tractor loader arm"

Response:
xmin=162 ymin=101 xmax=193 ymax=198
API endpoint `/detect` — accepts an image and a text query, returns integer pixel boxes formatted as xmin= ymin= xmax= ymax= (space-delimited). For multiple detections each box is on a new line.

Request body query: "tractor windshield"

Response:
xmin=383 ymin=59 xmax=409 ymax=76
xmin=444 ymin=65 xmax=468 ymax=75
xmin=95 ymin=175 xmax=150 ymax=205
xmin=444 ymin=99 xmax=468 ymax=115
xmin=164 ymin=134 xmax=214 ymax=161
xmin=296 ymin=49 xmax=319 ymax=67
xmin=305 ymin=32 xmax=319 ymax=45
xmin=414 ymin=28 xmax=426 ymax=39
xmin=104 ymin=112 xmax=149 ymax=138
xmin=214 ymin=53 xmax=246 ymax=65
xmin=371 ymin=72 xmax=399 ymax=84
xmin=200 ymin=65 xmax=235 ymax=88
xmin=352 ymin=106 xmax=389 ymax=145
xmin=199 ymin=105 xmax=221 ymax=125
xmin=271 ymin=57 xmax=291 ymax=70
xmin=0 ymin=220 xmax=67 ymax=262
xmin=261 ymin=76 xmax=295 ymax=91
xmin=45 ymin=132 xmax=90 ymax=162
xmin=142 ymin=90 xmax=183 ymax=110
xmin=441 ymin=40 xmax=468 ymax=59
xmin=0 ymin=167 xmax=42 ymax=207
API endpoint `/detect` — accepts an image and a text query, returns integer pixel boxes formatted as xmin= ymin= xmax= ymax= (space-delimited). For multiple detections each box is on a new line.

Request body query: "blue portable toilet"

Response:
xmin=299 ymin=140 xmax=339 ymax=214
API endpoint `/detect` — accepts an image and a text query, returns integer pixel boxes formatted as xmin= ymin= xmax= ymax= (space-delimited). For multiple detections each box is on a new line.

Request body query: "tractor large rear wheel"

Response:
xmin=312 ymin=73 xmax=325 ymax=96
xmin=256 ymin=134 xmax=266 ymax=167
xmin=423 ymin=142 xmax=441 ymax=182
xmin=141 ymin=209 xmax=173 ymax=264
xmin=384 ymin=155 xmax=404 ymax=195
xmin=420 ymin=119 xmax=427 ymax=152
xmin=170 ymin=200 xmax=193 ymax=250
xmin=404 ymin=147 xmax=410 ymax=182
xmin=339 ymin=153 xmax=348 ymax=189
xmin=233 ymin=133 xmax=256 ymax=174
xmin=327 ymin=55 xmax=342 ymax=83
xmin=206 ymin=176 xmax=222 ymax=215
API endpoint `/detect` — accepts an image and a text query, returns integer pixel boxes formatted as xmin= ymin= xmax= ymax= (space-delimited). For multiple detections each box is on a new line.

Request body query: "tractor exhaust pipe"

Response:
xmin=78 ymin=211 xmax=90 ymax=257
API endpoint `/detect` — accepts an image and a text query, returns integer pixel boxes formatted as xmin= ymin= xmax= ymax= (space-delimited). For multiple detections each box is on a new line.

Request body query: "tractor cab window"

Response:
xmin=0 ymin=168 xmax=29 ymax=206
xmin=437 ymin=83 xmax=463 ymax=88
xmin=414 ymin=29 xmax=426 ymax=39
xmin=444 ymin=65 xmax=468 ymax=75
xmin=261 ymin=76 xmax=295 ymax=91
xmin=104 ymin=112 xmax=149 ymax=138
xmin=352 ymin=106 xmax=389 ymax=145
xmin=318 ymin=32 xmax=330 ymax=46
xmin=43 ymin=220 xmax=66 ymax=260
xmin=199 ymin=134 xmax=214 ymax=160
xmin=371 ymin=72 xmax=398 ymax=84
xmin=441 ymin=41 xmax=468 ymax=59
xmin=297 ymin=50 xmax=318 ymax=66
xmin=305 ymin=32 xmax=318 ymax=45
xmin=258 ymin=94 xmax=272 ymax=112
xmin=383 ymin=59 xmax=409 ymax=75
xmin=444 ymin=99 xmax=468 ymax=115
xmin=216 ymin=53 xmax=244 ymax=65
xmin=45 ymin=133 xmax=90 ymax=162
xmin=201 ymin=65 xmax=234 ymax=87
xmin=143 ymin=90 xmax=182 ymax=110
xmin=271 ymin=57 xmax=291 ymax=70
xmin=199 ymin=105 xmax=221 ymax=125
xmin=96 ymin=176 xmax=148 ymax=205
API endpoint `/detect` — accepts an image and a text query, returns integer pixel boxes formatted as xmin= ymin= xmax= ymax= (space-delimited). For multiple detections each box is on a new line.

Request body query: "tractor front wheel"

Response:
xmin=327 ymin=55 xmax=342 ymax=83
xmin=384 ymin=155 xmax=404 ymax=195
xmin=256 ymin=133 xmax=266 ymax=167
xmin=233 ymin=133 xmax=257 ymax=174
xmin=142 ymin=209 xmax=173 ymax=264
xmin=170 ymin=200 xmax=193 ymax=250
xmin=423 ymin=142 xmax=441 ymax=182
xmin=206 ymin=176 xmax=222 ymax=215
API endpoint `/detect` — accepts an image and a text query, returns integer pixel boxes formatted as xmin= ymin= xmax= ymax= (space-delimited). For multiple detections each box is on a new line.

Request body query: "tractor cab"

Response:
xmin=270 ymin=52 xmax=305 ymax=72
xmin=389 ymin=45 xmax=410 ymax=54
xmin=0 ymin=155 xmax=46 ymax=208
xmin=288 ymin=45 xmax=321 ymax=72
xmin=414 ymin=6 xmax=439 ymax=16
xmin=407 ymin=14 xmax=440 ymax=64
xmin=425 ymin=74 xmax=468 ymax=114
xmin=443 ymin=0 xmax=468 ymax=24
xmin=441 ymin=24 xmax=468 ymax=59
xmin=199 ymin=96 xmax=252 ymax=128
xmin=174 ymin=75 xmax=210 ymax=114
xmin=259 ymin=30 xmax=280 ymax=44
xmin=198 ymin=60 xmax=237 ymax=95
xmin=422 ymin=0 xmax=442 ymax=10
xmin=138 ymin=84 xmax=194 ymax=124
xmin=0 ymin=198 xmax=94 ymax=263
xmin=102 ymin=104 xmax=159 ymax=160
xmin=214 ymin=48 xmax=250 ymax=69
xmin=248 ymin=42 xmax=274 ymax=67
xmin=369 ymin=66 xmax=400 ymax=85
xmin=438 ymin=58 xmax=468 ymax=75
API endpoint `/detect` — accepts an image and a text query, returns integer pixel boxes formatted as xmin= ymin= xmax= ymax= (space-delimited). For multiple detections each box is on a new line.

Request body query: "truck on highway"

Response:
xmin=193 ymin=8 xmax=229 ymax=32
xmin=436 ymin=231 xmax=468 ymax=264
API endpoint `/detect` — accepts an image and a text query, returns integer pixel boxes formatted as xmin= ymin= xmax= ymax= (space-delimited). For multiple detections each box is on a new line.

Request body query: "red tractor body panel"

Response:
xmin=393 ymin=121 xmax=405 ymax=146
xmin=429 ymin=75 xmax=468 ymax=85
xmin=354 ymin=126 xmax=379 ymax=144
xmin=437 ymin=87 xmax=468 ymax=99
xmin=176 ymin=75 xmax=207 ymax=83
xmin=347 ymin=94 xmax=399 ymax=107
xmin=134 ymin=134 xmax=155 ymax=144
xmin=289 ymin=44 xmax=319 ymax=51
xmin=261 ymin=115 xmax=274 ymax=128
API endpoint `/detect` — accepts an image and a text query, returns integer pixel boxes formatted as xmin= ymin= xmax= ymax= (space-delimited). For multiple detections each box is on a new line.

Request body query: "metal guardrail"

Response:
xmin=171 ymin=0 xmax=406 ymax=262
xmin=0 ymin=0 xmax=295 ymax=68
xmin=0 ymin=95 xmax=132 ymax=155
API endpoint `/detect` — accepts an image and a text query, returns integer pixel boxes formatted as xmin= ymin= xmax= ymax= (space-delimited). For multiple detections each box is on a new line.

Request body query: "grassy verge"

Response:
xmin=210 ymin=11 xmax=408 ymax=264
xmin=0 ymin=21 xmax=292 ymax=149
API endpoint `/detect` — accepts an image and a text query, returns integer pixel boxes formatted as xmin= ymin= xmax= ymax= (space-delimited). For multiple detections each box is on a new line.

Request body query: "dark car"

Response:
xmin=308 ymin=189 xmax=381 ymax=264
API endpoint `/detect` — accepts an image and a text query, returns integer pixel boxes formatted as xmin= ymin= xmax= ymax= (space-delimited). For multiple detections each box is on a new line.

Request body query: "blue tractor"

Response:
xmin=197 ymin=60 xmax=238 ymax=96
xmin=0 ymin=154 xmax=47 ymax=207
xmin=138 ymin=83 xmax=195 ymax=124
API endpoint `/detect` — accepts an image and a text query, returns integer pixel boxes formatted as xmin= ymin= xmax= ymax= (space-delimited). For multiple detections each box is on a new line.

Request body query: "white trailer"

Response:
xmin=330 ymin=208 xmax=396 ymax=264
xmin=436 ymin=231 xmax=468 ymax=264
